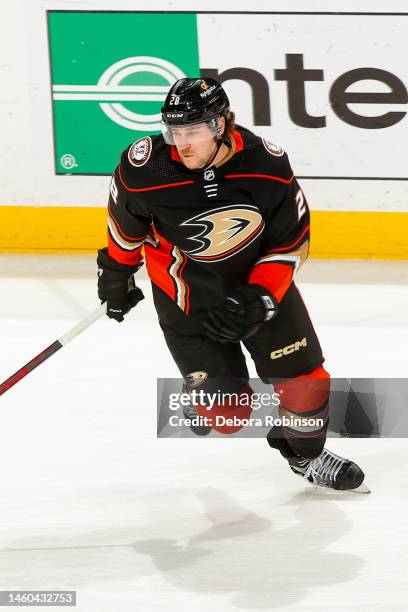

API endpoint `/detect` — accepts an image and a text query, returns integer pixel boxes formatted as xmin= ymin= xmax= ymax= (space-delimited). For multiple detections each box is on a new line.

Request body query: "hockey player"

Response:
xmin=97 ymin=77 xmax=369 ymax=493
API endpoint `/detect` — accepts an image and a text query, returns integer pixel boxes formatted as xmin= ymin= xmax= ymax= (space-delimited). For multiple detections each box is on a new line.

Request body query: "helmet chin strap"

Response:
xmin=194 ymin=135 xmax=232 ymax=172
xmin=194 ymin=139 xmax=222 ymax=172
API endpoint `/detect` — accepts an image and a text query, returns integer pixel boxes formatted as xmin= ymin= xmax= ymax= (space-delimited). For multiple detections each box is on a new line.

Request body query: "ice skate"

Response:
xmin=288 ymin=448 xmax=370 ymax=493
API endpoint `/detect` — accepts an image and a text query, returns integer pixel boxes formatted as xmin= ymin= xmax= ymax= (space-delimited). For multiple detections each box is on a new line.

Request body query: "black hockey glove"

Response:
xmin=203 ymin=284 xmax=278 ymax=343
xmin=97 ymin=247 xmax=144 ymax=322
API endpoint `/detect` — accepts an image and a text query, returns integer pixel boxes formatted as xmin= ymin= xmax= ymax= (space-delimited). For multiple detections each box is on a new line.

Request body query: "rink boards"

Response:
xmin=1 ymin=206 xmax=408 ymax=259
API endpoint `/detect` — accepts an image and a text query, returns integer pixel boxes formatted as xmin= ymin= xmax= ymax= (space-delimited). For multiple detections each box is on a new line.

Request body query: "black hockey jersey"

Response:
xmin=105 ymin=126 xmax=310 ymax=323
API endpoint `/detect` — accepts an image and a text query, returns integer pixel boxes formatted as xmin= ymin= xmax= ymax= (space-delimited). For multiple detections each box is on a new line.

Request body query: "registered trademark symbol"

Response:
xmin=60 ymin=154 xmax=77 ymax=169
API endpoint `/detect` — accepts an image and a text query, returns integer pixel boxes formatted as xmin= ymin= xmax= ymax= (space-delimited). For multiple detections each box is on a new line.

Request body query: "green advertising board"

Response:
xmin=47 ymin=12 xmax=200 ymax=174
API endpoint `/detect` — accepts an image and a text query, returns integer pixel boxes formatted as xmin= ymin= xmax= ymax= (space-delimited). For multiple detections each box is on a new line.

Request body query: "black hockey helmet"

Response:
xmin=161 ymin=77 xmax=230 ymax=144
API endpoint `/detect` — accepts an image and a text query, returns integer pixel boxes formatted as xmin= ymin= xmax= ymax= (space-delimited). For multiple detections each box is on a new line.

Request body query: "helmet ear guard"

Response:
xmin=213 ymin=111 xmax=235 ymax=150
xmin=209 ymin=116 xmax=222 ymax=134
xmin=210 ymin=109 xmax=232 ymax=133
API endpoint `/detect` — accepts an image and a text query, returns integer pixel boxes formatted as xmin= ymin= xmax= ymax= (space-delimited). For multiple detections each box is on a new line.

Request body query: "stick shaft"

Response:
xmin=59 ymin=303 xmax=106 ymax=345
xmin=0 ymin=303 xmax=107 ymax=397
xmin=0 ymin=341 xmax=63 ymax=396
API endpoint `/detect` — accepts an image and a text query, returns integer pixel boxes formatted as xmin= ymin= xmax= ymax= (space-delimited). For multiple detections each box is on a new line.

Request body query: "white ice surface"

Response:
xmin=0 ymin=256 xmax=407 ymax=611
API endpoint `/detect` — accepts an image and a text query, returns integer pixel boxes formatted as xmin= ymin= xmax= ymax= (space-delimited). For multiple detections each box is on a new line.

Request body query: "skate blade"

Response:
xmin=353 ymin=482 xmax=371 ymax=494
xmin=304 ymin=479 xmax=371 ymax=494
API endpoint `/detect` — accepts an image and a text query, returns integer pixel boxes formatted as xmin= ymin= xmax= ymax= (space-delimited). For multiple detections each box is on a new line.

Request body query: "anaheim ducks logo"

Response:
xmin=181 ymin=205 xmax=264 ymax=262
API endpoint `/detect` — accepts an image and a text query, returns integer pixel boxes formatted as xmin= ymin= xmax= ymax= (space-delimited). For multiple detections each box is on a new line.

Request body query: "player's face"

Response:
xmin=172 ymin=120 xmax=224 ymax=170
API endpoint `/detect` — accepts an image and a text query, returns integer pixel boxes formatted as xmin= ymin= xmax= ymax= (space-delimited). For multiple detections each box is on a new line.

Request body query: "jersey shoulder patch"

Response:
xmin=128 ymin=136 xmax=153 ymax=167
xmin=119 ymin=134 xmax=184 ymax=191
xmin=261 ymin=137 xmax=285 ymax=157
xmin=240 ymin=132 xmax=291 ymax=180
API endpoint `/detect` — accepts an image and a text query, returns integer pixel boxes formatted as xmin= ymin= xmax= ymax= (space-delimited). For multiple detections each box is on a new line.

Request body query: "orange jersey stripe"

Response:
xmin=144 ymin=244 xmax=176 ymax=301
xmin=107 ymin=235 xmax=143 ymax=266
xmin=225 ymin=173 xmax=295 ymax=185
xmin=118 ymin=165 xmax=194 ymax=193
xmin=144 ymin=229 xmax=191 ymax=313
xmin=249 ymin=261 xmax=294 ymax=303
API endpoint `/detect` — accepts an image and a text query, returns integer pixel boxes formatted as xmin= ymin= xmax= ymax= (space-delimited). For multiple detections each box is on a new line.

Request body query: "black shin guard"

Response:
xmin=267 ymin=425 xmax=325 ymax=460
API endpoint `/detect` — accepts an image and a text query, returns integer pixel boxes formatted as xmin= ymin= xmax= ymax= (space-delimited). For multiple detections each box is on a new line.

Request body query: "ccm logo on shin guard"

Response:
xmin=270 ymin=337 xmax=307 ymax=360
